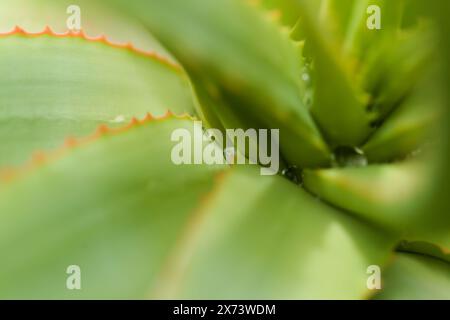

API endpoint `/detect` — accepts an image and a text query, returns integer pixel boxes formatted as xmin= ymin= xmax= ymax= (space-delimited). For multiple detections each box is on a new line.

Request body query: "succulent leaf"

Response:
xmin=303 ymin=160 xmax=440 ymax=233
xmin=397 ymin=241 xmax=449 ymax=264
xmin=362 ymin=80 xmax=442 ymax=162
xmin=0 ymin=117 xmax=225 ymax=299
xmin=375 ymin=252 xmax=450 ymax=300
xmin=0 ymin=0 xmax=173 ymax=57
xmin=156 ymin=166 xmax=396 ymax=299
xmin=294 ymin=0 xmax=372 ymax=146
xmin=0 ymin=0 xmax=447 ymax=300
xmin=109 ymin=0 xmax=331 ymax=168
xmin=0 ymin=29 xmax=195 ymax=166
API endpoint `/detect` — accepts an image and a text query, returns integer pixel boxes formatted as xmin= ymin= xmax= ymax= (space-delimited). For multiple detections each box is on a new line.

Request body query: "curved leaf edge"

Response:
xmin=0 ymin=25 xmax=182 ymax=73
xmin=149 ymin=169 xmax=232 ymax=299
xmin=397 ymin=240 xmax=450 ymax=264
xmin=0 ymin=111 xmax=198 ymax=185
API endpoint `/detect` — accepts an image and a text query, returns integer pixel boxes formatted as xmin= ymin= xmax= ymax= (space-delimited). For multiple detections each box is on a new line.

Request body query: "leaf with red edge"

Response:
xmin=0 ymin=28 xmax=195 ymax=166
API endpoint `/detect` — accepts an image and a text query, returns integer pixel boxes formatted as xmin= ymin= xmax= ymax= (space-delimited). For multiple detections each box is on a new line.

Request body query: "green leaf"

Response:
xmin=397 ymin=241 xmax=450 ymax=264
xmin=295 ymin=0 xmax=371 ymax=146
xmin=0 ymin=0 xmax=173 ymax=58
xmin=362 ymin=62 xmax=442 ymax=162
xmin=360 ymin=27 xmax=435 ymax=122
xmin=109 ymin=0 xmax=331 ymax=168
xmin=0 ymin=31 xmax=195 ymax=166
xmin=292 ymin=0 xmax=365 ymax=46
xmin=375 ymin=252 xmax=450 ymax=300
xmin=156 ymin=167 xmax=396 ymax=299
xmin=343 ymin=0 xmax=405 ymax=60
xmin=303 ymin=160 xmax=439 ymax=233
xmin=362 ymin=92 xmax=441 ymax=163
xmin=0 ymin=117 xmax=225 ymax=299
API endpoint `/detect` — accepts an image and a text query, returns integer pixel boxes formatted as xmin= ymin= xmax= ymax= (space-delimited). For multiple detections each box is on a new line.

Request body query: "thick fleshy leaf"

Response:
xmin=0 ymin=0 xmax=173 ymax=57
xmin=375 ymin=252 xmax=450 ymax=300
xmin=362 ymin=94 xmax=441 ymax=163
xmin=294 ymin=0 xmax=433 ymax=147
xmin=291 ymin=0 xmax=366 ymax=45
xmin=329 ymin=0 xmax=365 ymax=47
xmin=362 ymin=66 xmax=443 ymax=162
xmin=0 ymin=117 xmax=225 ymax=299
xmin=155 ymin=167 xmax=396 ymax=299
xmin=342 ymin=0 xmax=405 ymax=60
xmin=303 ymin=160 xmax=439 ymax=233
xmin=397 ymin=241 xmax=450 ymax=264
xmin=360 ymin=27 xmax=435 ymax=123
xmin=109 ymin=0 xmax=331 ymax=168
xmin=295 ymin=0 xmax=371 ymax=146
xmin=0 ymin=30 xmax=195 ymax=166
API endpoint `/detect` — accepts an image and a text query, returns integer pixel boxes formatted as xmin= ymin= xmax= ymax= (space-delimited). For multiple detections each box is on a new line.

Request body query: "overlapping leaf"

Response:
xmin=303 ymin=159 xmax=441 ymax=234
xmin=0 ymin=0 xmax=447 ymax=300
xmin=109 ymin=0 xmax=331 ymax=168
xmin=397 ymin=240 xmax=449 ymax=263
xmin=0 ymin=30 xmax=194 ymax=166
xmin=375 ymin=252 xmax=450 ymax=300
xmin=0 ymin=117 xmax=225 ymax=299
xmin=156 ymin=167 xmax=396 ymax=299
xmin=293 ymin=0 xmax=372 ymax=146
xmin=0 ymin=0 xmax=172 ymax=57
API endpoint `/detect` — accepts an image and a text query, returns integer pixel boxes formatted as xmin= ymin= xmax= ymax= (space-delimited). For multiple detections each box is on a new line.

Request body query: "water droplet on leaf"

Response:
xmin=301 ymin=72 xmax=310 ymax=82
xmin=111 ymin=115 xmax=126 ymax=123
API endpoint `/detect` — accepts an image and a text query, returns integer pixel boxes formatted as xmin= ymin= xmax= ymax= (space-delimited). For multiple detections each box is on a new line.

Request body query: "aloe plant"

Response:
xmin=0 ymin=0 xmax=448 ymax=299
